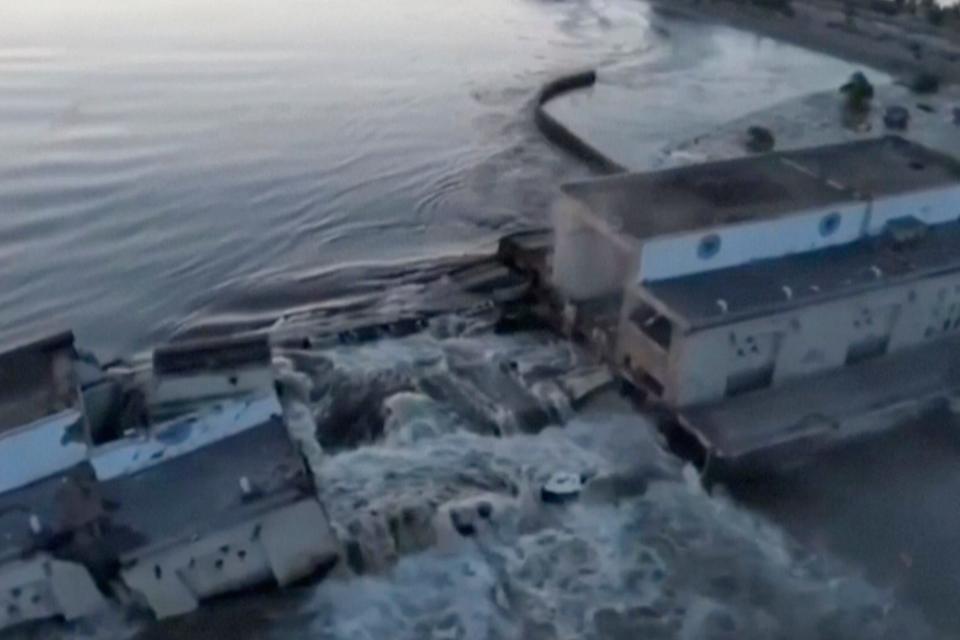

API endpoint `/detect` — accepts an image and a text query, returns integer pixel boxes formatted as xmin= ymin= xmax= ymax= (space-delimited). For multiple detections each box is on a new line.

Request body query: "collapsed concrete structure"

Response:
xmin=7 ymin=134 xmax=960 ymax=633
xmin=0 ymin=333 xmax=337 ymax=630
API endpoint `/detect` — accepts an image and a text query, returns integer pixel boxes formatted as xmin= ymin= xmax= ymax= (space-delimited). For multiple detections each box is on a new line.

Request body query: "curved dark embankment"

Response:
xmin=534 ymin=70 xmax=626 ymax=174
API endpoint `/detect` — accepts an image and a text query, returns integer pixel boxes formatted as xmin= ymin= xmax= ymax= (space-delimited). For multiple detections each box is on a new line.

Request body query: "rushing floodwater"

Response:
xmin=2 ymin=0 xmax=862 ymax=356
xmin=6 ymin=1 xmax=946 ymax=639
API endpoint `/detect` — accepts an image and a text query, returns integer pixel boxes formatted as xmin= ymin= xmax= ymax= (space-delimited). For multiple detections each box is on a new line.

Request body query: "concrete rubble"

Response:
xmin=0 ymin=303 xmax=940 ymax=639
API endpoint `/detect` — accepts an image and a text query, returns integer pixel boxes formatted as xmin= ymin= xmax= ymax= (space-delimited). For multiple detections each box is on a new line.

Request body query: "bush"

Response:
xmin=840 ymin=71 xmax=875 ymax=112
xmin=745 ymin=126 xmax=776 ymax=153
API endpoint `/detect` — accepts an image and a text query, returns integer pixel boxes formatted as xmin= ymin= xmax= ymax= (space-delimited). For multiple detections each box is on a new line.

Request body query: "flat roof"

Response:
xmin=98 ymin=418 xmax=308 ymax=556
xmin=0 ymin=420 xmax=308 ymax=563
xmin=784 ymin=135 xmax=960 ymax=198
xmin=0 ymin=463 xmax=98 ymax=562
xmin=561 ymin=137 xmax=960 ymax=242
xmin=645 ymin=221 xmax=960 ymax=329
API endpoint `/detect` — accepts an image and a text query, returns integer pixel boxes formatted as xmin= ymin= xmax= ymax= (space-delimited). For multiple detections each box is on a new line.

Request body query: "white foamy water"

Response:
xmin=135 ymin=320 xmax=935 ymax=639
xmin=1 ymin=1 xmax=943 ymax=638
xmin=7 ymin=317 xmax=936 ymax=640
xmin=286 ymin=327 xmax=932 ymax=640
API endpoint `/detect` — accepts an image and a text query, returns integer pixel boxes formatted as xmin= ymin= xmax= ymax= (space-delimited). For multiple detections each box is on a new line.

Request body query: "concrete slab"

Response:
xmin=98 ymin=418 xmax=311 ymax=558
xmin=562 ymin=137 xmax=960 ymax=245
xmin=646 ymin=220 xmax=960 ymax=328
xmin=679 ymin=335 xmax=960 ymax=471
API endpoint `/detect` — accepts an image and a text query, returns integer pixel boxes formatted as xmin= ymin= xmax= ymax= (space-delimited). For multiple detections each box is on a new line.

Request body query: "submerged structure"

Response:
xmin=6 ymin=134 xmax=960 ymax=632
xmin=504 ymin=136 xmax=960 ymax=473
xmin=0 ymin=332 xmax=336 ymax=631
xmin=0 ymin=333 xmax=106 ymax=629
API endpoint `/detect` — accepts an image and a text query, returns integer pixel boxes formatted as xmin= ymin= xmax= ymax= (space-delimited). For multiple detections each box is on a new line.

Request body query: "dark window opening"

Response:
xmin=639 ymin=371 xmax=665 ymax=397
xmin=725 ymin=365 xmax=774 ymax=397
xmin=658 ymin=419 xmax=708 ymax=472
xmin=698 ymin=233 xmax=722 ymax=259
xmin=621 ymin=354 xmax=664 ymax=397
xmin=845 ymin=336 xmax=889 ymax=365
xmin=630 ymin=303 xmax=673 ymax=350
xmin=819 ymin=212 xmax=841 ymax=237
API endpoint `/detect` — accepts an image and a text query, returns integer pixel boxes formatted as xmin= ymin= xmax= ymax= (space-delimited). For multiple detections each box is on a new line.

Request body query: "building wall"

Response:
xmin=0 ymin=410 xmax=89 ymax=493
xmin=867 ymin=185 xmax=960 ymax=233
xmin=552 ymin=173 xmax=960 ymax=405
xmin=551 ymin=198 xmax=639 ymax=301
xmin=634 ymin=185 xmax=960 ymax=284
xmin=636 ymin=200 xmax=868 ymax=283
xmin=614 ymin=289 xmax=671 ymax=387
xmin=648 ymin=269 xmax=960 ymax=406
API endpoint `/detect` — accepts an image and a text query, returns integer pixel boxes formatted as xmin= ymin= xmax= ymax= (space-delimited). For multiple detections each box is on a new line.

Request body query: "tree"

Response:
xmin=840 ymin=71 xmax=875 ymax=112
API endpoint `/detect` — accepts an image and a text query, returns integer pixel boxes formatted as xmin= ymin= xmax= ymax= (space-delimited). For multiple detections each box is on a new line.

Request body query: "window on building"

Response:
xmin=630 ymin=302 xmax=673 ymax=350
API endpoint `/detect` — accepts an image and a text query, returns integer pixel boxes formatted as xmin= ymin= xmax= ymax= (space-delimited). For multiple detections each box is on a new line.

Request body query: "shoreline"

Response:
xmin=662 ymin=82 xmax=960 ymax=164
xmin=645 ymin=0 xmax=960 ymax=83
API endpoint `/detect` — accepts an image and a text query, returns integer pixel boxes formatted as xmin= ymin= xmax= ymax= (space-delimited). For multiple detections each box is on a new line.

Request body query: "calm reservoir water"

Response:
xmin=1 ymin=0 xmax=861 ymax=356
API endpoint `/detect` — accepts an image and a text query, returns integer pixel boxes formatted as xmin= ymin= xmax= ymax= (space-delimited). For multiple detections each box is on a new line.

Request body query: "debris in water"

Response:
xmin=540 ymin=472 xmax=583 ymax=504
